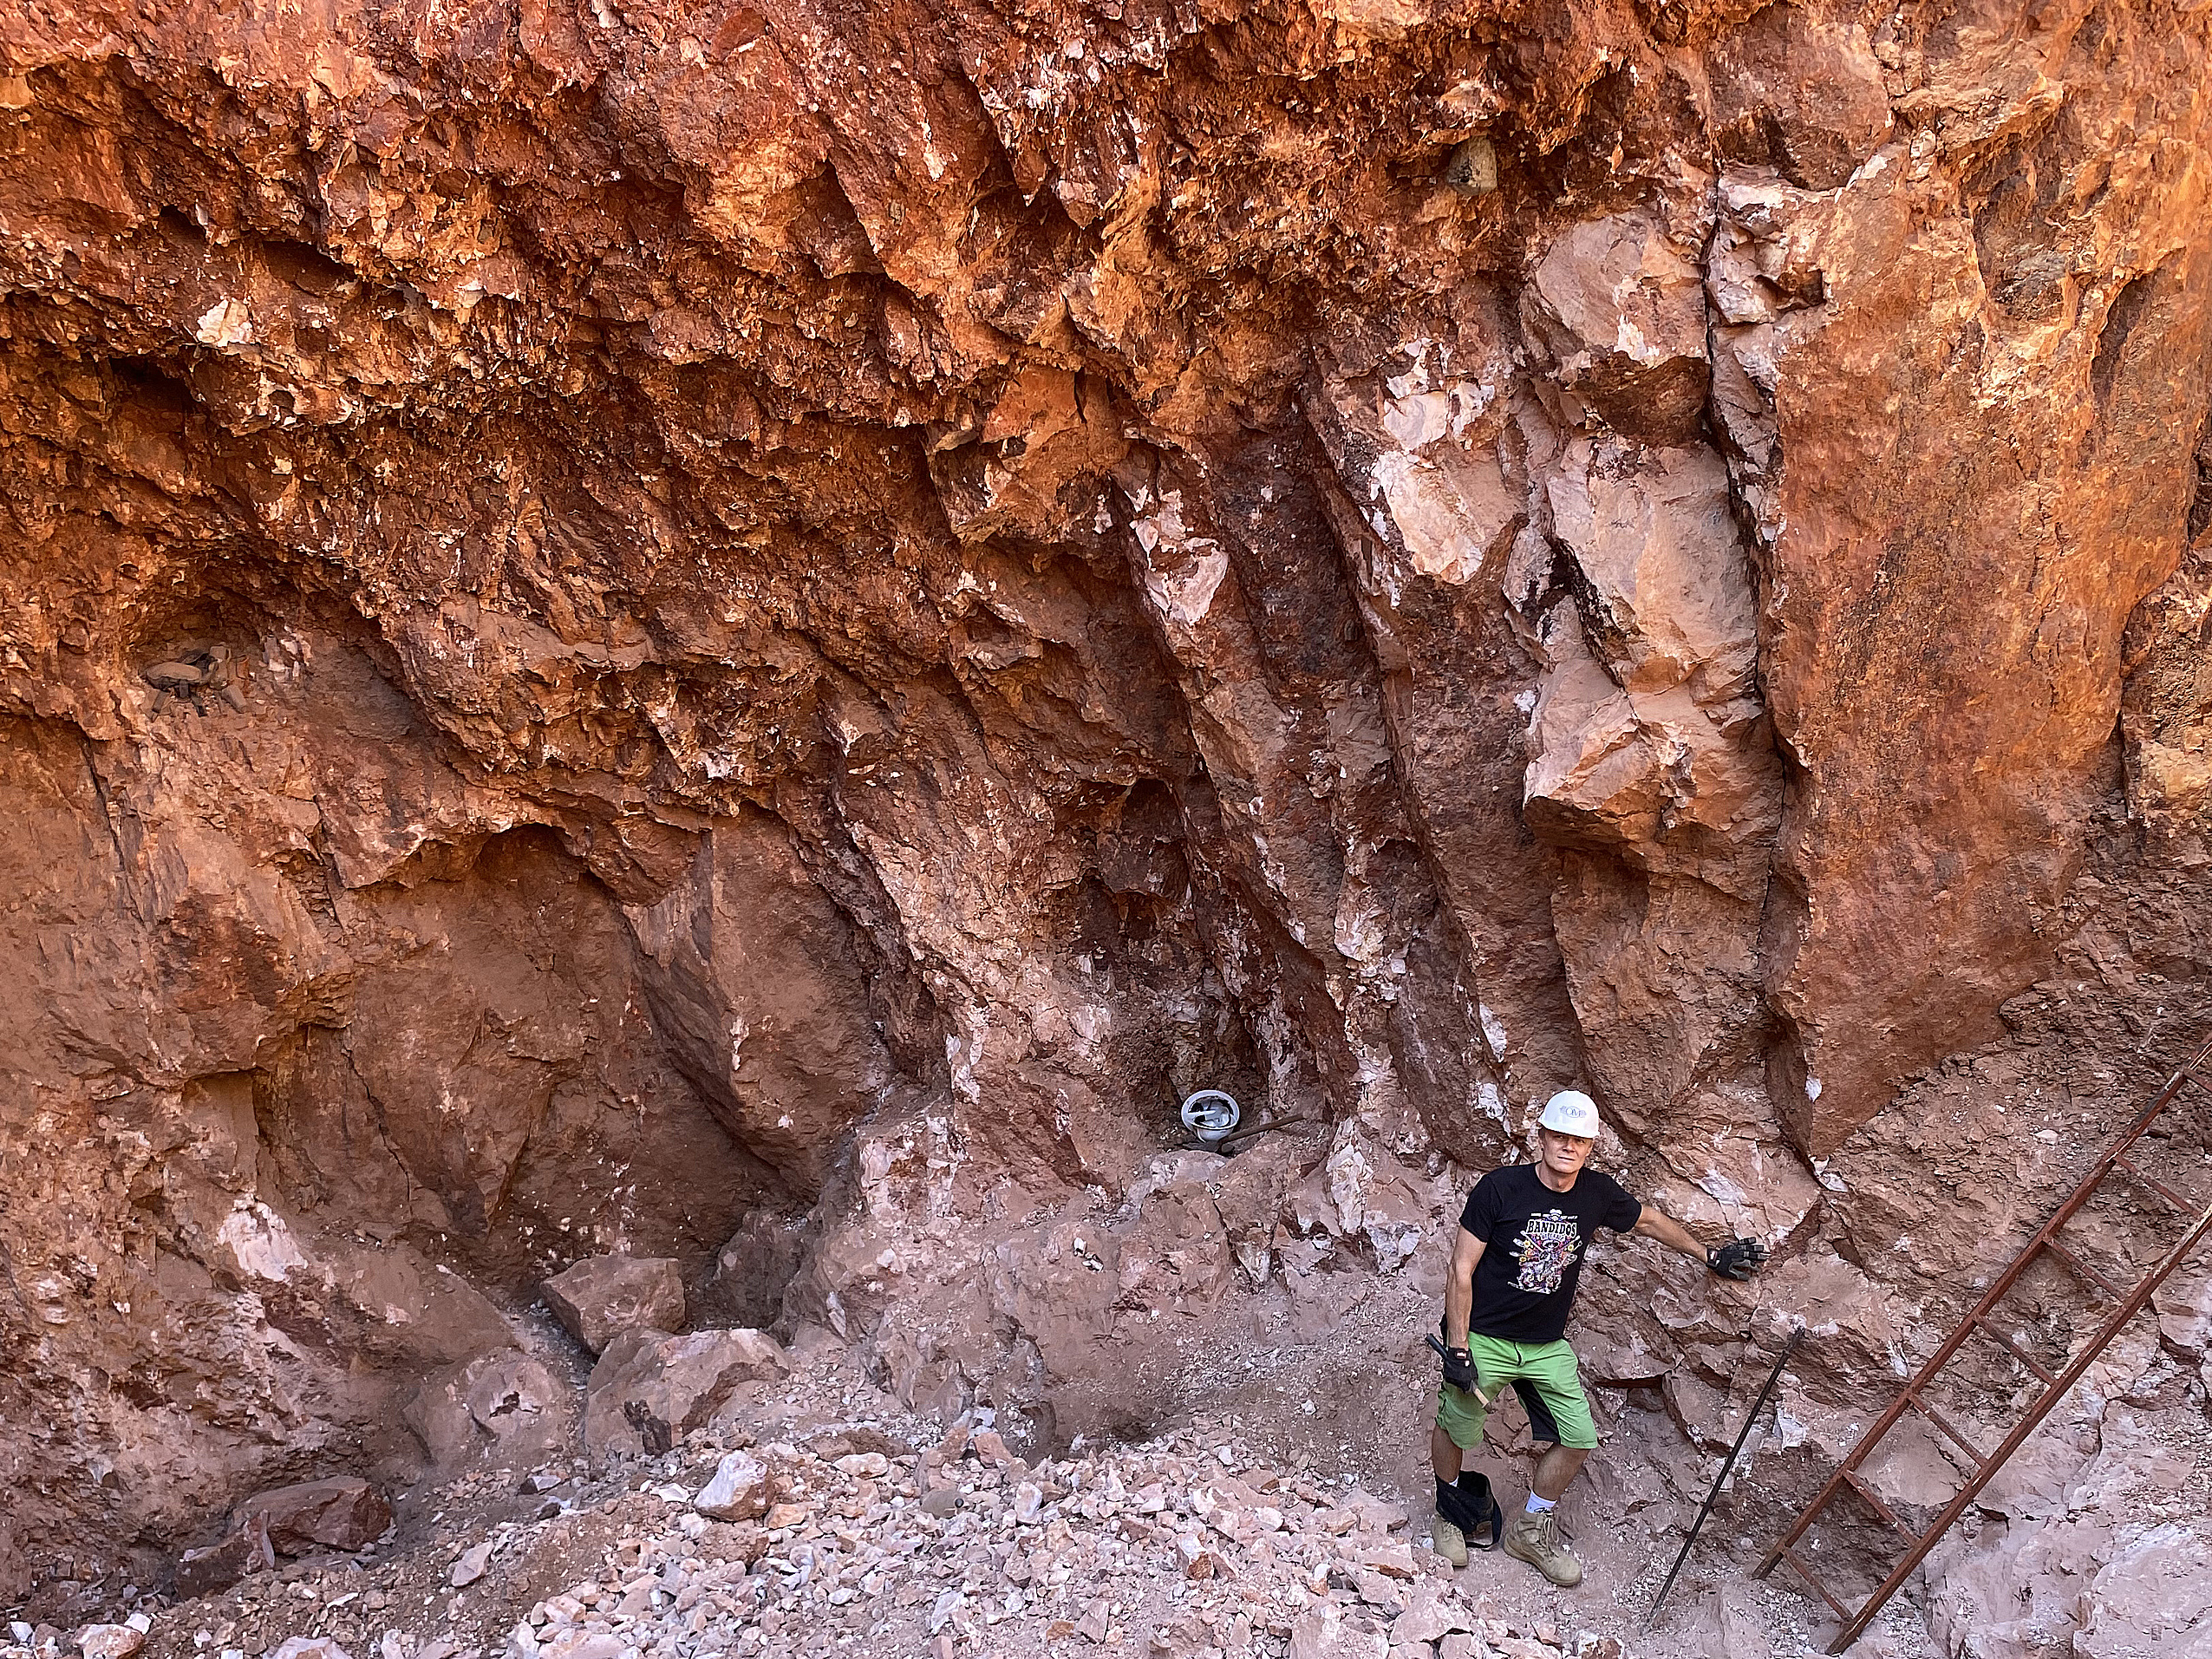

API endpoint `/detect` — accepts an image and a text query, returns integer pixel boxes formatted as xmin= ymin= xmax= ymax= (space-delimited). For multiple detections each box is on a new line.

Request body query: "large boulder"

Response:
xmin=542 ymin=1255 xmax=688 ymax=1355
xmin=404 ymin=1350 xmax=572 ymax=1468
xmin=233 ymin=1477 xmax=391 ymax=1556
xmin=584 ymin=1329 xmax=789 ymax=1460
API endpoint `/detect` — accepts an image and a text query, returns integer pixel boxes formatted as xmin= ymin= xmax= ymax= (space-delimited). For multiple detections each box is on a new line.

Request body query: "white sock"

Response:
xmin=1524 ymin=1492 xmax=1556 ymax=1513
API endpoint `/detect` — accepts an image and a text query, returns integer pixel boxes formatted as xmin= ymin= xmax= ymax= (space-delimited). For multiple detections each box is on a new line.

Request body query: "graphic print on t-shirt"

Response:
xmin=1511 ymin=1208 xmax=1583 ymax=1295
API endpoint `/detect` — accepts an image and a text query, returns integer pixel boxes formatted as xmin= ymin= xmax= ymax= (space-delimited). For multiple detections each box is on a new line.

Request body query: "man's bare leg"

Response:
xmin=1431 ymin=1423 xmax=1465 ymax=1483
xmin=1530 ymin=1443 xmax=1589 ymax=1503
xmin=1504 ymin=1443 xmax=1591 ymax=1586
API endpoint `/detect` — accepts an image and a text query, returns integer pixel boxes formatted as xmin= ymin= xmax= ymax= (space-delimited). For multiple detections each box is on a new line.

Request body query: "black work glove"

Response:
xmin=1707 ymin=1237 xmax=1768 ymax=1280
xmin=1439 ymin=1344 xmax=1478 ymax=1393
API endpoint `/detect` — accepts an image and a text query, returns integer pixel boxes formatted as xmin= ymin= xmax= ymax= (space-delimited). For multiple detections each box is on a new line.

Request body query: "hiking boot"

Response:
xmin=1431 ymin=1513 xmax=1469 ymax=1569
xmin=1432 ymin=1478 xmax=1471 ymax=1567
xmin=1504 ymin=1506 xmax=1582 ymax=1588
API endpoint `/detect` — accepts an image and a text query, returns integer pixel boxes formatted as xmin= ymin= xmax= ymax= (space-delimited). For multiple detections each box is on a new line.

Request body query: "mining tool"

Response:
xmin=1424 ymin=1332 xmax=1506 ymax=1410
xmin=1215 ymin=1112 xmax=1313 ymax=1153
xmin=1758 ymin=1032 xmax=2212 ymax=1654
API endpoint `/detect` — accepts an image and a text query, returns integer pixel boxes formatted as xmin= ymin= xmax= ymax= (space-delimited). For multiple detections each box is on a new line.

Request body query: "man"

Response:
xmin=1430 ymin=1089 xmax=1766 ymax=1586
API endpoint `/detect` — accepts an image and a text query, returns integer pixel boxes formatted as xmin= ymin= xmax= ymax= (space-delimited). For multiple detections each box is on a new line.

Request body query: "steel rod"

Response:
xmin=1778 ymin=1547 xmax=1855 ymax=1623
xmin=1837 ymin=1468 xmax=1911 ymax=1534
xmin=1902 ymin=1391 xmax=1988 ymax=1468
xmin=1644 ymin=1326 xmax=1804 ymax=1629
xmin=1965 ymin=1313 xmax=2056 ymax=1385
xmin=2039 ymin=1237 xmax=2122 ymax=1297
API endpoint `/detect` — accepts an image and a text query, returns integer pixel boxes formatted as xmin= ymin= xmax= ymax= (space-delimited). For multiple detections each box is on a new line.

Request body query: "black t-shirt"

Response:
xmin=1458 ymin=1164 xmax=1643 ymax=1343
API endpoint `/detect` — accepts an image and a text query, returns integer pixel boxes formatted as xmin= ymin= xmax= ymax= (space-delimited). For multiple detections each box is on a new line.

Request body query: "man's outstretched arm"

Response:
xmin=1630 ymin=1204 xmax=1706 ymax=1260
xmin=1632 ymin=1205 xmax=1767 ymax=1278
xmin=1444 ymin=1226 xmax=1486 ymax=1349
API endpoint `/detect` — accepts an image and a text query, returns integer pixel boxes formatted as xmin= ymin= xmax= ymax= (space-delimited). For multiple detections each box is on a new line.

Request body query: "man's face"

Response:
xmin=1537 ymin=1127 xmax=1595 ymax=1181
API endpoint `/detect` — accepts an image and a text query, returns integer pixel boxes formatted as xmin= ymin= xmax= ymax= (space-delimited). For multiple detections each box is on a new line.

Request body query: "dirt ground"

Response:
xmin=51 ymin=1283 xmax=1967 ymax=1659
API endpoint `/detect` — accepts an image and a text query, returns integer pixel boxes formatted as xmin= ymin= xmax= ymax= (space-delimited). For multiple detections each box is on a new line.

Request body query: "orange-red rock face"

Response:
xmin=1748 ymin=14 xmax=2212 ymax=1146
xmin=1 ymin=0 xmax=2209 ymax=1594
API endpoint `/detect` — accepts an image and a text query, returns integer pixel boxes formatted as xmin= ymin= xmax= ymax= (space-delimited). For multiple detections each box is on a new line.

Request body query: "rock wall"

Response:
xmin=3 ymin=0 xmax=2210 ymax=1613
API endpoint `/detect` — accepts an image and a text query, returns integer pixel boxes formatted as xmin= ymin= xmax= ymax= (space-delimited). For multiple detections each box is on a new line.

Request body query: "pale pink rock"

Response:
xmin=1288 ymin=1603 xmax=1388 ymax=1659
xmin=541 ymin=1256 xmax=686 ymax=1355
xmin=693 ymin=1451 xmax=770 ymax=1521
xmin=405 ymin=1351 xmax=571 ymax=1470
xmin=584 ymin=1329 xmax=787 ymax=1458
xmin=1388 ymin=1583 xmax=1471 ymax=1647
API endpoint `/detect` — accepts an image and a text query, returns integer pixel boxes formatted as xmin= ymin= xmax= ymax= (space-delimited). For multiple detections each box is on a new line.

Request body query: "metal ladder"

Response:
xmin=1755 ymin=1033 xmax=2212 ymax=1655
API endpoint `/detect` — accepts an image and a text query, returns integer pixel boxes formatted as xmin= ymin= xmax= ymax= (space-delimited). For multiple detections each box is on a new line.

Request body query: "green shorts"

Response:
xmin=1434 ymin=1334 xmax=1598 ymax=1451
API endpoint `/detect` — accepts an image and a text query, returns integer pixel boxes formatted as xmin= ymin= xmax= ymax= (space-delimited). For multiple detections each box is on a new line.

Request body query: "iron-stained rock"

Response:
xmin=233 ymin=1477 xmax=392 ymax=1556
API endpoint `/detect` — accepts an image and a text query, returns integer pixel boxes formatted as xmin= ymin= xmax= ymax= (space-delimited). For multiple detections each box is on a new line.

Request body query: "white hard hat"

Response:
xmin=1537 ymin=1089 xmax=1601 ymax=1138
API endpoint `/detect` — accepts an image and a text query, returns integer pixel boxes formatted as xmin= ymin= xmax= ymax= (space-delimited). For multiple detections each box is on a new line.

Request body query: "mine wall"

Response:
xmin=3 ymin=0 xmax=2211 ymax=1650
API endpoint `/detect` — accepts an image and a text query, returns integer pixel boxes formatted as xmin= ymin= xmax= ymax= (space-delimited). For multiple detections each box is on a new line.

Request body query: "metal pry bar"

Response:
xmin=1645 ymin=1323 xmax=1806 ymax=1630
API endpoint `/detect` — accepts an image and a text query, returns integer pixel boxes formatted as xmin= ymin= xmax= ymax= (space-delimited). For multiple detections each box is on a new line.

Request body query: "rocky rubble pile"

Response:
xmin=2 ymin=1421 xmax=1648 ymax=1659
xmin=14 ymin=1273 xmax=2212 ymax=1659
xmin=503 ymin=1423 xmax=1569 ymax=1659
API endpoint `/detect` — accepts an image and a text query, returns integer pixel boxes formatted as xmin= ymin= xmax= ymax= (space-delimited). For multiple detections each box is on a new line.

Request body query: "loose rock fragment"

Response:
xmin=693 ymin=1450 xmax=770 ymax=1520
xmin=1289 ymin=1602 xmax=1387 ymax=1659
xmin=451 ymin=1541 xmax=494 ymax=1586
xmin=174 ymin=1509 xmax=276 ymax=1597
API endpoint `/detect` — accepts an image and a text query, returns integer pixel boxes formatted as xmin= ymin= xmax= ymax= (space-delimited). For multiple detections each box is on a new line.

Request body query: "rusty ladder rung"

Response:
xmin=1902 ymin=1390 xmax=1988 ymax=1468
xmin=1967 ymin=1313 xmax=2057 ymax=1386
xmin=2038 ymin=1236 xmax=2122 ymax=1298
xmin=1837 ymin=1467 xmax=1916 ymax=1537
xmin=2110 ymin=1153 xmax=2191 ymax=1213
xmin=1776 ymin=1545 xmax=1856 ymax=1623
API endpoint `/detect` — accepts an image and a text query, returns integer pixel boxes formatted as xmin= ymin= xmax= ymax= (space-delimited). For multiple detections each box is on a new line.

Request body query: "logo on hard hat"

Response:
xmin=1537 ymin=1090 xmax=1600 ymax=1138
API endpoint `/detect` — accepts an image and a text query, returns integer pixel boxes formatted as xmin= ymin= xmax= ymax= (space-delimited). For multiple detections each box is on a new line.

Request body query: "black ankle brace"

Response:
xmin=1438 ymin=1470 xmax=1503 ymax=1546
